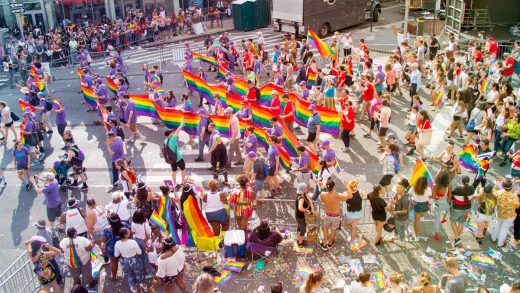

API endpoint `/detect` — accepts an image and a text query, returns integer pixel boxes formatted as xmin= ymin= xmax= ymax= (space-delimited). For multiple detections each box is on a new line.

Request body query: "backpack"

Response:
xmin=205 ymin=117 xmax=213 ymax=135
xmin=71 ymin=145 xmax=85 ymax=161
xmin=115 ymin=126 xmax=125 ymax=140
xmin=392 ymin=153 xmax=400 ymax=174
xmin=162 ymin=137 xmax=177 ymax=164
xmin=126 ymin=167 xmax=137 ymax=185
xmin=261 ymin=159 xmax=269 ymax=177
xmin=45 ymin=99 xmax=53 ymax=111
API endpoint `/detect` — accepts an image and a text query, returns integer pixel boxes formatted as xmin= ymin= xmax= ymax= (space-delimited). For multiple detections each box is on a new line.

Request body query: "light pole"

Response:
xmin=403 ymin=0 xmax=410 ymax=36
xmin=370 ymin=0 xmax=373 ymax=32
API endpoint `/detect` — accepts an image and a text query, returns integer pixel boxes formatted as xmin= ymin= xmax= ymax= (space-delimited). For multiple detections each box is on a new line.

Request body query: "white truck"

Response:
xmin=272 ymin=0 xmax=382 ymax=37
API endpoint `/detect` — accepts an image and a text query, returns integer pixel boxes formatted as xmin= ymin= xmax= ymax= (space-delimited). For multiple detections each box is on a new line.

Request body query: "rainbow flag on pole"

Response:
xmin=81 ymin=85 xmax=97 ymax=108
xmin=106 ymin=77 xmax=118 ymax=94
xmin=52 ymin=98 xmax=63 ymax=110
xmin=192 ymin=52 xmax=220 ymax=67
xmin=458 ymin=144 xmax=479 ymax=173
xmin=306 ymin=29 xmax=335 ymax=57
xmin=409 ymin=158 xmax=433 ymax=187
xmin=149 ymin=210 xmax=168 ymax=232
xmin=18 ymin=99 xmax=35 ymax=112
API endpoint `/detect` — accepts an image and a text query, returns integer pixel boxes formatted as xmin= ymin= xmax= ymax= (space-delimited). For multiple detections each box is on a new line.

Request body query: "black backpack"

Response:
xmin=162 ymin=137 xmax=177 ymax=164
xmin=45 ymin=99 xmax=53 ymax=111
xmin=205 ymin=117 xmax=213 ymax=135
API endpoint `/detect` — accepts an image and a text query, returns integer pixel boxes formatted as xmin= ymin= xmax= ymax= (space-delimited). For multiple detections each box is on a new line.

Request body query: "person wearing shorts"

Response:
xmin=30 ymin=173 xmax=62 ymax=230
xmin=13 ymin=141 xmax=31 ymax=189
xmin=306 ymin=105 xmax=320 ymax=153
xmin=449 ymin=176 xmax=475 ymax=247
xmin=319 ymin=179 xmax=350 ymax=250
xmin=164 ymin=127 xmax=185 ymax=190
xmin=59 ymin=227 xmax=98 ymax=288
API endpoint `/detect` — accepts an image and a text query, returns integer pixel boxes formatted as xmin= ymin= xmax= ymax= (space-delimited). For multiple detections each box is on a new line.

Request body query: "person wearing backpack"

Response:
xmin=64 ymin=138 xmax=88 ymax=191
xmin=195 ymin=109 xmax=212 ymax=162
xmin=34 ymin=92 xmax=53 ymax=133
xmin=115 ymin=158 xmax=136 ymax=199
xmin=106 ymin=132 xmax=126 ymax=188
xmin=380 ymin=144 xmax=399 ymax=197
xmin=163 ymin=124 xmax=185 ymax=190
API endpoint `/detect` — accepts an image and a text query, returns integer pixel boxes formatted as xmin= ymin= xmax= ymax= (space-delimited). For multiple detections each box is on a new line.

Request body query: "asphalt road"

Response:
xmin=0 ymin=5 xmax=518 ymax=292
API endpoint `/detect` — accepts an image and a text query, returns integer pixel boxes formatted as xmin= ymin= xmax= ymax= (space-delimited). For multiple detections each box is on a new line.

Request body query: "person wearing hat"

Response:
xmin=236 ymin=100 xmax=252 ymax=122
xmin=248 ymin=151 xmax=267 ymax=196
xmin=50 ymin=98 xmax=67 ymax=139
xmin=106 ymin=131 xmax=126 ymax=187
xmin=391 ymin=179 xmax=411 ymax=246
xmin=210 ymin=135 xmax=229 ymax=185
xmin=59 ymin=227 xmax=98 ymax=288
xmin=34 ymin=92 xmax=53 ymax=133
xmin=295 ymin=183 xmax=316 ymax=246
xmin=195 ymin=109 xmax=211 ymax=162
xmin=105 ymin=191 xmax=131 ymax=223
xmin=265 ymin=90 xmax=282 ymax=116
xmin=164 ymin=123 xmax=186 ymax=190
xmin=30 ymin=173 xmax=62 ymax=230
xmin=59 ymin=198 xmax=88 ymax=238
xmin=243 ymin=126 xmax=258 ymax=175
xmin=475 ymin=183 xmax=497 ymax=245
xmin=306 ymin=104 xmax=320 ymax=153
xmin=33 ymin=219 xmax=54 ymax=245
xmin=123 ymin=93 xmax=147 ymax=143
xmin=319 ymin=139 xmax=336 ymax=170
xmin=492 ymin=178 xmax=519 ymax=248
xmin=298 ymin=81 xmax=310 ymax=101
xmin=274 ymin=68 xmax=284 ymax=87
xmin=225 ymin=107 xmax=243 ymax=167
xmin=409 ymin=62 xmax=421 ymax=107
xmin=449 ymin=176 xmax=476 ymax=247
xmin=292 ymin=145 xmax=311 ymax=184
xmin=267 ymin=117 xmax=283 ymax=142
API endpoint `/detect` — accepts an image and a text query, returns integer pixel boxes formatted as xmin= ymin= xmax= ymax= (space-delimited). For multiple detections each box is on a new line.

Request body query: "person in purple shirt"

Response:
xmin=96 ymin=78 xmax=109 ymax=105
xmin=21 ymin=111 xmax=43 ymax=163
xmin=274 ymin=68 xmax=285 ymax=87
xmin=267 ymin=117 xmax=283 ymax=140
xmin=299 ymin=81 xmax=310 ymax=101
xmin=236 ymin=101 xmax=252 ymax=122
xmin=106 ymin=131 xmax=126 ymax=187
xmin=123 ymin=94 xmax=146 ymax=143
xmin=35 ymin=93 xmax=53 ymax=133
xmin=243 ymin=126 xmax=258 ymax=175
xmin=195 ymin=109 xmax=211 ymax=162
xmin=183 ymin=55 xmax=192 ymax=73
xmin=291 ymin=145 xmax=312 ymax=184
xmin=29 ymin=173 xmax=62 ymax=229
xmin=81 ymin=72 xmax=94 ymax=88
xmin=267 ymin=136 xmax=282 ymax=195
xmin=117 ymin=77 xmax=128 ymax=95
xmin=374 ymin=64 xmax=386 ymax=92
xmin=320 ymin=140 xmax=336 ymax=169
xmin=53 ymin=102 xmax=67 ymax=138
xmin=227 ymin=77 xmax=237 ymax=95
xmin=12 ymin=141 xmax=31 ymax=189
xmin=117 ymin=93 xmax=127 ymax=122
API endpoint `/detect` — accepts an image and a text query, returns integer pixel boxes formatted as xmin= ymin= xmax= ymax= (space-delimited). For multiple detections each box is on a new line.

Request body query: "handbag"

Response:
xmin=304 ymin=212 xmax=317 ymax=225
xmin=10 ymin=111 xmax=20 ymax=121
xmin=383 ymin=216 xmax=396 ymax=232
xmin=306 ymin=226 xmax=318 ymax=244
xmin=466 ymin=118 xmax=476 ymax=131
xmin=24 ymin=133 xmax=39 ymax=146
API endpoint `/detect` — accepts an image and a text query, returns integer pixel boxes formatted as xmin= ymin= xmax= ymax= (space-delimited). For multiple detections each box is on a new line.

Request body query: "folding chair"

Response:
xmin=249 ymin=234 xmax=279 ymax=263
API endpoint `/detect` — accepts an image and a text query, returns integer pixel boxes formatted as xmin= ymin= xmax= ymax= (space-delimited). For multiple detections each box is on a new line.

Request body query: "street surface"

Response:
xmin=0 ymin=3 xmax=518 ymax=292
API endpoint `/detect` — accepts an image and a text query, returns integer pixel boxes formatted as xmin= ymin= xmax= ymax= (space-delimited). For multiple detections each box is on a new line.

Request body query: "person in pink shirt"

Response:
xmin=363 ymin=91 xmax=382 ymax=138
xmin=265 ymin=90 xmax=282 ymax=116
xmin=378 ymin=99 xmax=392 ymax=151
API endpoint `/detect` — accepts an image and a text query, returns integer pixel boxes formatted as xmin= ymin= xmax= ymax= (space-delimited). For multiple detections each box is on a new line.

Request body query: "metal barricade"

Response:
xmin=0 ymin=252 xmax=39 ymax=293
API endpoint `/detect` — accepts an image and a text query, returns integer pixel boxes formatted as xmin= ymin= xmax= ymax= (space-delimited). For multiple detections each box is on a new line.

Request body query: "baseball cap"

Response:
xmin=320 ymin=140 xmax=330 ymax=149
xmin=296 ymin=183 xmax=307 ymax=194
xmin=247 ymin=151 xmax=257 ymax=158
xmin=299 ymin=81 xmax=307 ymax=86
xmin=309 ymin=104 xmax=316 ymax=111
xmin=23 ymin=111 xmax=32 ymax=116
xmin=96 ymin=77 xmax=103 ymax=83
xmin=386 ymin=133 xmax=396 ymax=140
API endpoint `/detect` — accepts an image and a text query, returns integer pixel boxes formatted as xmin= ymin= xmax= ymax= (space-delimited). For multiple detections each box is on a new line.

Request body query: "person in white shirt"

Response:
xmin=155 ymin=236 xmax=187 ymax=293
xmin=345 ymin=272 xmax=375 ymax=293
xmin=85 ymin=197 xmax=108 ymax=249
xmin=105 ymin=191 xmax=131 ymax=223
xmin=130 ymin=209 xmax=154 ymax=275
xmin=114 ymin=227 xmax=147 ymax=292
xmin=410 ymin=176 xmax=431 ymax=241
xmin=0 ymin=101 xmax=18 ymax=144
xmin=60 ymin=198 xmax=88 ymax=237
xmin=409 ymin=63 xmax=421 ymax=107
xmin=203 ymin=179 xmax=229 ymax=235
xmin=225 ymin=107 xmax=243 ymax=167
xmin=341 ymin=33 xmax=353 ymax=57
xmin=59 ymin=227 xmax=98 ymax=288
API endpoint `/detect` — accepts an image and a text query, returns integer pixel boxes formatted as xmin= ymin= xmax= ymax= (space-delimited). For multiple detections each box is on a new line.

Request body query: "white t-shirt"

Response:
xmin=205 ymin=191 xmax=226 ymax=213
xmin=105 ymin=197 xmax=131 ymax=222
xmin=341 ymin=36 xmax=352 ymax=49
xmin=114 ymin=239 xmax=142 ymax=258
xmin=131 ymin=221 xmax=151 ymax=240
xmin=408 ymin=112 xmax=417 ymax=126
xmin=156 ymin=247 xmax=186 ymax=278
xmin=412 ymin=188 xmax=430 ymax=203
xmin=60 ymin=236 xmax=92 ymax=267
xmin=229 ymin=115 xmax=241 ymax=140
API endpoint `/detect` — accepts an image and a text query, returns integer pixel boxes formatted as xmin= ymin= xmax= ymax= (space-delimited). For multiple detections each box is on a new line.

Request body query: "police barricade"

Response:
xmin=0 ymin=252 xmax=39 ymax=293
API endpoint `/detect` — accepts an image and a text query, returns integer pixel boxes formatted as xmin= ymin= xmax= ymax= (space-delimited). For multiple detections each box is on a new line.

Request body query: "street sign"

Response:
xmin=11 ymin=7 xmax=25 ymax=13
xmin=9 ymin=3 xmax=23 ymax=8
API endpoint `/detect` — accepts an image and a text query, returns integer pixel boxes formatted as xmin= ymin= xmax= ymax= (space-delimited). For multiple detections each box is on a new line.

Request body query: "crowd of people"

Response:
xmin=1 ymin=11 xmax=520 ymax=293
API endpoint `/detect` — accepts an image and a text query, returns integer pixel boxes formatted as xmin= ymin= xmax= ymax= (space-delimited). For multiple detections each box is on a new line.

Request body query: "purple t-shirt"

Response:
xmin=118 ymin=84 xmax=128 ymax=94
xmin=227 ymin=84 xmax=237 ymax=94
xmin=125 ymin=100 xmax=137 ymax=123
xmin=82 ymin=75 xmax=93 ymax=88
xmin=106 ymin=112 xmax=115 ymax=123
xmin=197 ymin=116 xmax=209 ymax=136
xmin=38 ymin=99 xmax=49 ymax=113
xmin=97 ymin=84 xmax=109 ymax=104
xmin=302 ymin=89 xmax=310 ymax=100
xmin=275 ymin=75 xmax=285 ymax=86
xmin=245 ymin=134 xmax=257 ymax=153
xmin=24 ymin=119 xmax=35 ymax=132
xmin=375 ymin=71 xmax=385 ymax=88
xmin=270 ymin=124 xmax=283 ymax=137
xmin=42 ymin=180 xmax=61 ymax=208
xmin=322 ymin=149 xmax=336 ymax=162
xmin=298 ymin=152 xmax=310 ymax=171
xmin=110 ymin=137 xmax=125 ymax=162
xmin=118 ymin=99 xmax=126 ymax=120
xmin=268 ymin=145 xmax=279 ymax=167
xmin=13 ymin=146 xmax=30 ymax=167
xmin=55 ymin=109 xmax=67 ymax=125
xmin=237 ymin=108 xmax=252 ymax=120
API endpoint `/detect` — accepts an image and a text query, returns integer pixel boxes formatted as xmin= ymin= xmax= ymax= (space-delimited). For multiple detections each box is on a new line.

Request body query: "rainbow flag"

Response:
xmin=19 ymin=120 xmax=26 ymax=145
xmin=371 ymin=272 xmax=386 ymax=289
xmin=182 ymin=70 xmax=215 ymax=105
xmin=192 ymin=52 xmax=219 ymax=67
xmin=409 ymin=158 xmax=433 ymax=187
xmin=150 ymin=210 xmax=168 ymax=232
xmin=333 ymin=160 xmax=343 ymax=174
xmin=219 ymin=45 xmax=235 ymax=63
xmin=29 ymin=66 xmax=37 ymax=78
xmin=214 ymin=270 xmax=236 ymax=285
xmin=294 ymin=98 xmax=340 ymax=135
xmin=480 ymin=79 xmax=489 ymax=93
xmin=217 ymin=65 xmax=228 ymax=81
xmin=434 ymin=91 xmax=444 ymax=107
xmin=106 ymin=77 xmax=118 ymax=94
xmin=76 ymin=67 xmax=82 ymax=78
xmin=458 ymin=144 xmax=479 ymax=173
xmin=308 ymin=149 xmax=322 ymax=175
xmin=90 ymin=250 xmax=98 ymax=262
xmin=129 ymin=94 xmax=160 ymax=120
xmin=157 ymin=195 xmax=180 ymax=244
xmin=277 ymin=145 xmax=292 ymax=171
xmin=306 ymin=29 xmax=335 ymax=57
xmin=155 ymin=105 xmax=199 ymax=135
xmin=249 ymin=42 xmax=259 ymax=56
xmin=471 ymin=255 xmax=496 ymax=268
xmin=69 ymin=242 xmax=83 ymax=269
xmin=52 ymin=98 xmax=63 ymax=110
xmin=307 ymin=69 xmax=317 ymax=87
xmin=183 ymin=196 xmax=214 ymax=238
xmin=34 ymin=75 xmax=46 ymax=94
xmin=298 ymin=267 xmax=314 ymax=278
xmin=18 ymin=99 xmax=35 ymax=112
xmin=223 ymin=261 xmax=246 ymax=273
xmin=81 ymin=85 xmax=97 ymax=108
xmin=209 ymin=115 xmax=231 ymax=137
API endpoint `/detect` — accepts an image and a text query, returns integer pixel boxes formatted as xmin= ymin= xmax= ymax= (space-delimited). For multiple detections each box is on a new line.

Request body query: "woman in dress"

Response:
xmin=228 ymin=175 xmax=256 ymax=230
xmin=155 ymin=235 xmax=187 ymax=293
xmin=295 ymin=182 xmax=316 ymax=246
xmin=114 ymin=227 xmax=147 ymax=292
xmin=368 ymin=185 xmax=388 ymax=246
xmin=25 ymin=237 xmax=62 ymax=293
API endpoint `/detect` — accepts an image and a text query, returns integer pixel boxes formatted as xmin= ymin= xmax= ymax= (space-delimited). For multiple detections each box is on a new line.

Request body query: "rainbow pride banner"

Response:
xmin=129 ymin=94 xmax=160 ymax=120
xmin=18 ymin=99 xmax=35 ymax=112
xmin=409 ymin=158 xmax=433 ymax=187
xmin=80 ymin=85 xmax=97 ymax=108
xmin=191 ymin=52 xmax=219 ymax=67
xmin=106 ymin=77 xmax=118 ymax=94
xmin=149 ymin=210 xmax=168 ymax=232
xmin=458 ymin=144 xmax=479 ymax=173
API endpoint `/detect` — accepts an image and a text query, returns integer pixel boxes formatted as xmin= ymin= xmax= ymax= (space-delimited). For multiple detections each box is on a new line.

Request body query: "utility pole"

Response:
xmin=370 ymin=0 xmax=373 ymax=32
xmin=403 ymin=0 xmax=410 ymax=36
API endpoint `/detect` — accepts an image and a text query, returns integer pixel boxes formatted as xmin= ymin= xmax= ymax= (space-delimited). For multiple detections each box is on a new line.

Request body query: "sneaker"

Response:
xmin=127 ymin=136 xmax=135 ymax=143
xmin=327 ymin=241 xmax=334 ymax=249
xmin=394 ymin=240 xmax=405 ymax=247
xmin=453 ymin=238 xmax=462 ymax=246
xmin=80 ymin=184 xmax=89 ymax=191
xmin=194 ymin=157 xmax=204 ymax=162
xmin=499 ymin=161 xmax=507 ymax=167
xmin=342 ymin=147 xmax=350 ymax=152
xmin=319 ymin=242 xmax=328 ymax=251
xmin=434 ymin=233 xmax=440 ymax=241
xmin=46 ymin=130 xmax=53 ymax=134
xmin=38 ymin=152 xmax=46 ymax=161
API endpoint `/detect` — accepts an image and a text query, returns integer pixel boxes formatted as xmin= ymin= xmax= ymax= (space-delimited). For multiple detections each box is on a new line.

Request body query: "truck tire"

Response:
xmin=319 ymin=23 xmax=330 ymax=37
xmin=372 ymin=6 xmax=380 ymax=22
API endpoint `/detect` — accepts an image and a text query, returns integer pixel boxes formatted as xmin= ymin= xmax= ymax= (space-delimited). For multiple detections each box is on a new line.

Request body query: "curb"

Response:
xmin=140 ymin=27 xmax=236 ymax=49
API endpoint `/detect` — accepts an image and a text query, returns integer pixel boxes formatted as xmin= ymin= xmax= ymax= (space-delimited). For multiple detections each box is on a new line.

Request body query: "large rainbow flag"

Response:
xmin=191 ymin=52 xmax=219 ymax=67
xmin=409 ymin=158 xmax=433 ymax=187
xmin=458 ymin=144 xmax=479 ymax=173
xmin=157 ymin=195 xmax=180 ymax=244
xmin=129 ymin=94 xmax=160 ymax=120
xmin=306 ymin=29 xmax=335 ymax=57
